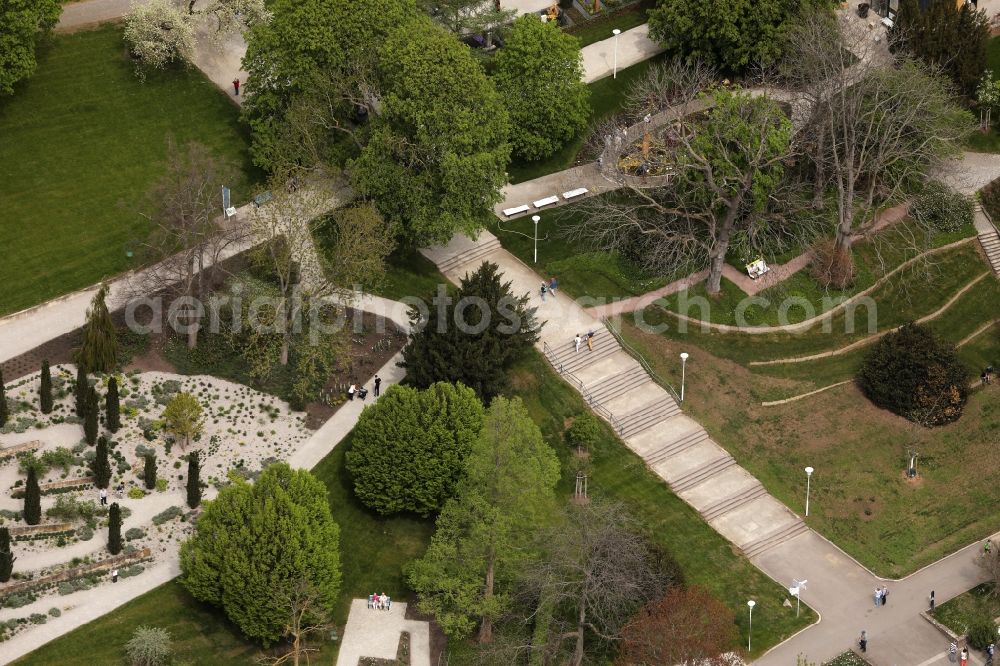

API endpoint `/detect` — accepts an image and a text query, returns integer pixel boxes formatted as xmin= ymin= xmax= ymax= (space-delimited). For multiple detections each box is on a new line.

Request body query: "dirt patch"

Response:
xmin=124 ymin=334 xmax=177 ymax=374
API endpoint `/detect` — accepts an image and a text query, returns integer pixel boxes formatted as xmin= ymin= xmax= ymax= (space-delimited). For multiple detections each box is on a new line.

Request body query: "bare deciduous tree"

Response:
xmin=518 ymin=501 xmax=672 ymax=666
xmin=782 ymin=8 xmax=972 ymax=285
xmin=258 ymin=577 xmax=332 ymax=666
xmin=568 ymin=63 xmax=805 ymax=294
xmin=132 ymin=138 xmax=244 ymax=348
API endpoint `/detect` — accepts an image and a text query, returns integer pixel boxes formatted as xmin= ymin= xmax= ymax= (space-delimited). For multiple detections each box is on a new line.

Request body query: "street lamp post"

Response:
xmin=747 ymin=600 xmax=756 ymax=652
xmin=679 ymin=352 xmax=689 ymax=402
xmin=532 ymin=215 xmax=540 ymax=264
xmin=804 ymin=466 xmax=814 ymax=517
xmin=612 ymin=29 xmax=621 ymax=79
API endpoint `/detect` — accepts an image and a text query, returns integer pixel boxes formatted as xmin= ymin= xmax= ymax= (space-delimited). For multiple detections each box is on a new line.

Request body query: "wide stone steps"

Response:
xmin=671 ymin=455 xmax=737 ymax=494
xmin=642 ymin=429 xmax=712 ymax=466
xmin=617 ymin=398 xmax=682 ymax=439
xmin=584 ymin=367 xmax=648 ymax=405
xmin=547 ymin=333 xmax=620 ymax=374
xmin=437 ymin=237 xmax=502 ymax=274
xmin=742 ymin=520 xmax=810 ymax=559
xmin=701 ymin=483 xmax=768 ymax=522
xmin=980 ymin=232 xmax=1000 ymax=276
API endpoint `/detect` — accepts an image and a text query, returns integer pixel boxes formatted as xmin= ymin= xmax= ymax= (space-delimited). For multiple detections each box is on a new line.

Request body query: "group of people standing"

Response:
xmin=873 ymin=584 xmax=889 ymax=607
xmin=574 ymin=331 xmax=595 ymax=352
xmin=348 ymin=375 xmax=382 ymax=401
xmin=539 ymin=276 xmax=557 ymax=301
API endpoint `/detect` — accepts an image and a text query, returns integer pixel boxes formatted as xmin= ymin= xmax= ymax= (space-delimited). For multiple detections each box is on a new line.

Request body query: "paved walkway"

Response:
xmin=56 ymin=0 xmax=130 ymax=31
xmin=581 ymin=23 xmax=664 ymax=83
xmin=419 ymin=230 xmax=999 ymax=666
xmin=336 ymin=599 xmax=431 ymax=666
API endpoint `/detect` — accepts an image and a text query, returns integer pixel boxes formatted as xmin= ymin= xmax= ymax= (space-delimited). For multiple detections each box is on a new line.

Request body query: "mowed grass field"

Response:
xmin=0 ymin=24 xmax=262 ymax=316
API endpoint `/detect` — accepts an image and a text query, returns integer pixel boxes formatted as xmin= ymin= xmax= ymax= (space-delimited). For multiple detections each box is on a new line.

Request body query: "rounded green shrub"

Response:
xmin=967 ymin=617 xmax=998 ymax=649
xmin=912 ymin=181 xmax=973 ymax=233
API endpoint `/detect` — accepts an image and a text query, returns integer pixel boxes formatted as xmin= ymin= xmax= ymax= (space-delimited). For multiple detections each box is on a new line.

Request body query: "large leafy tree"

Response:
xmin=180 ymin=463 xmax=342 ymax=646
xmin=422 ymin=0 xmax=514 ymax=47
xmin=492 ymin=16 xmax=589 ymax=161
xmin=350 ymin=19 xmax=511 ymax=244
xmin=407 ymin=397 xmax=560 ymax=642
xmin=401 ymin=262 xmax=538 ymax=401
xmin=161 ymin=392 xmax=204 ymax=451
xmin=648 ymin=0 xmax=824 ymax=73
xmin=345 ymin=382 xmax=485 ymax=516
xmin=240 ymin=0 xmax=417 ymax=171
xmin=891 ymin=0 xmax=989 ymax=97
xmin=0 ymin=0 xmax=61 ymax=96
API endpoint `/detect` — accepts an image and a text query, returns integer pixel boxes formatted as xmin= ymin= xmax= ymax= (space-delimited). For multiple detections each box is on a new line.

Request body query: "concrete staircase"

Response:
xmin=641 ymin=429 xmax=712 ymax=466
xmin=435 ymin=236 xmax=502 ymax=274
xmin=980 ymin=229 xmax=1000 ymax=276
xmin=742 ymin=520 xmax=810 ymax=559
xmin=671 ymin=455 xmax=738 ymax=494
xmin=584 ymin=366 xmax=648 ymax=404
xmin=701 ymin=483 xmax=768 ymax=522
xmin=545 ymin=331 xmax=620 ymax=374
xmin=617 ymin=398 xmax=682 ymax=439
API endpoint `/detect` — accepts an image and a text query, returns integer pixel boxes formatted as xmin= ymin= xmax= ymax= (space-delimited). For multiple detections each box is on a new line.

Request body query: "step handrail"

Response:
xmin=541 ymin=341 xmax=624 ymax=435
xmin=601 ymin=317 xmax=682 ymax=403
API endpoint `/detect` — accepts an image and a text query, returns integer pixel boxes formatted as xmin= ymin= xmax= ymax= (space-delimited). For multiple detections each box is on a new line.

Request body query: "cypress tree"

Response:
xmin=186 ymin=451 xmax=201 ymax=509
xmin=93 ymin=437 xmax=112 ymax=489
xmin=0 ymin=369 xmax=8 ymax=428
xmin=108 ymin=502 xmax=122 ymax=555
xmin=77 ymin=284 xmax=119 ymax=374
xmin=106 ymin=376 xmax=121 ymax=433
xmin=84 ymin=386 xmax=99 ymax=446
xmin=0 ymin=527 xmax=14 ymax=583
xmin=23 ymin=467 xmax=41 ymax=525
xmin=39 ymin=360 xmax=53 ymax=414
xmin=144 ymin=453 xmax=157 ymax=490
xmin=75 ymin=365 xmax=88 ymax=417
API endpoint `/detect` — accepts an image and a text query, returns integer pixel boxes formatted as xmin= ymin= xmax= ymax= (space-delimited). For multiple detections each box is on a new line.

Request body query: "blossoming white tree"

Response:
xmin=123 ymin=0 xmax=195 ymax=78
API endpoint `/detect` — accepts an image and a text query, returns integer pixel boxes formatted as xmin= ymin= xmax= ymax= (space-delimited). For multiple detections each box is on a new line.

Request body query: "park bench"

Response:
xmin=254 ymin=190 xmax=273 ymax=207
xmin=502 ymin=204 xmax=531 ymax=217
xmin=563 ymin=187 xmax=589 ymax=200
xmin=532 ymin=195 xmax=559 ymax=208
xmin=746 ymin=258 xmax=770 ymax=280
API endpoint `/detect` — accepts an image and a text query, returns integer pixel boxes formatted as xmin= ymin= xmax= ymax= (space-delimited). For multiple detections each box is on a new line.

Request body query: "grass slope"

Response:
xmin=0 ymin=24 xmax=262 ymax=316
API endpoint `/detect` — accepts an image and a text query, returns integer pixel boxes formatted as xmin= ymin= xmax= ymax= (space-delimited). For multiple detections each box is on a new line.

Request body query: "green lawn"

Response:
xmin=564 ymin=1 xmax=652 ymax=48
xmin=933 ymin=583 xmax=1000 ymax=637
xmin=621 ymin=287 xmax=1000 ymax=577
xmin=371 ymin=246 xmax=450 ymax=302
xmin=492 ymin=202 xmax=667 ymax=301
xmin=0 ymin=24 xmax=262 ymax=316
xmin=505 ymin=351 xmax=815 ymax=659
xmin=507 ymin=55 xmax=663 ymax=183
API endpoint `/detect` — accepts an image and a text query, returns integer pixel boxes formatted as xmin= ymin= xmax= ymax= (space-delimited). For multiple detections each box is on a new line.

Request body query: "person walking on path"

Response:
xmin=586 ymin=330 xmax=594 ymax=351
xmin=232 ymin=78 xmax=240 ymax=95
xmin=859 ymin=630 xmax=867 ymax=653
xmin=549 ymin=276 xmax=558 ymax=294
xmin=931 ymin=590 xmax=936 ymax=611
xmin=99 ymin=488 xmax=107 ymax=507
xmin=374 ymin=375 xmax=381 ymax=398
xmin=986 ymin=539 xmax=992 ymax=555
xmin=961 ymin=647 xmax=969 ymax=666
xmin=881 ymin=585 xmax=888 ymax=606
xmin=111 ymin=568 xmax=118 ymax=583
xmin=540 ymin=283 xmax=547 ymax=302
xmin=574 ymin=334 xmax=582 ymax=352
xmin=874 ymin=587 xmax=881 ymax=608
xmin=950 ymin=642 xmax=958 ymax=663
xmin=987 ymin=643 xmax=995 ymax=666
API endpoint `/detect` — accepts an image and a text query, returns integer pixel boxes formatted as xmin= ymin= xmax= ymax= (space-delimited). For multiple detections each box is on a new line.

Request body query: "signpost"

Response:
xmin=789 ymin=579 xmax=807 ymax=618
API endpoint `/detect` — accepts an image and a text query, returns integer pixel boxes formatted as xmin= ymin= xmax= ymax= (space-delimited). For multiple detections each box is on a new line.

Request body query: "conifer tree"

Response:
xmin=0 ymin=369 xmax=8 ymax=428
xmin=84 ymin=386 xmax=99 ymax=446
xmin=23 ymin=467 xmax=41 ymax=525
xmin=108 ymin=502 xmax=122 ymax=555
xmin=144 ymin=453 xmax=157 ymax=490
xmin=93 ymin=437 xmax=112 ymax=489
xmin=0 ymin=526 xmax=14 ymax=583
xmin=106 ymin=376 xmax=121 ymax=433
xmin=186 ymin=451 xmax=201 ymax=509
xmin=39 ymin=360 xmax=53 ymax=414
xmin=75 ymin=365 xmax=88 ymax=417
xmin=77 ymin=284 xmax=119 ymax=374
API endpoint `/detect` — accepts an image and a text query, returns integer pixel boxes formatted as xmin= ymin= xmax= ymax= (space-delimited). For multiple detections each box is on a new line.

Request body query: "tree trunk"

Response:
xmin=478 ymin=558 xmax=495 ymax=643
xmin=705 ymin=207 xmax=737 ymax=295
xmin=571 ymin=595 xmax=587 ymax=666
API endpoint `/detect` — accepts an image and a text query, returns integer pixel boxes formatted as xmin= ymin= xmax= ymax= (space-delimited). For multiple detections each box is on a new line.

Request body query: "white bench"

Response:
xmin=746 ymin=259 xmax=771 ymax=280
xmin=502 ymin=204 xmax=531 ymax=217
xmin=532 ymin=195 xmax=560 ymax=208
xmin=563 ymin=187 xmax=589 ymax=200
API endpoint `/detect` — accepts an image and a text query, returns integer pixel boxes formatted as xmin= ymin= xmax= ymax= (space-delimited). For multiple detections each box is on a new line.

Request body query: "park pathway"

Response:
xmin=420 ymin=230 xmax=998 ymax=665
